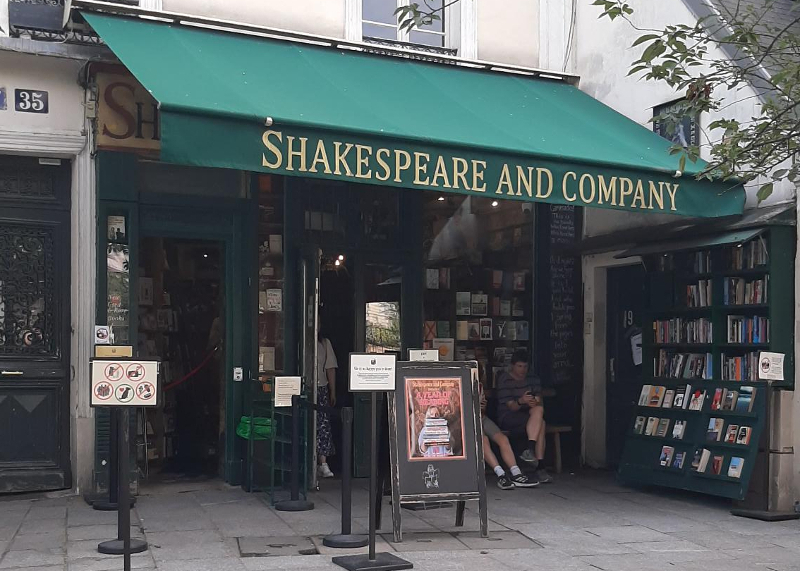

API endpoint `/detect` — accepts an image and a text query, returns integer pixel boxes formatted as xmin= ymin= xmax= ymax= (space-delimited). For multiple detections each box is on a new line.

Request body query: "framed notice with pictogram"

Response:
xmin=91 ymin=359 xmax=160 ymax=407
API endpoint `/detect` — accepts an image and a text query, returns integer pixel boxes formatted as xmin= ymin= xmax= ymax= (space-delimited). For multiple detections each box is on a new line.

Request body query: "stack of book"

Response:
xmin=721 ymin=351 xmax=759 ymax=381
xmin=723 ymin=276 xmax=768 ymax=305
xmin=726 ymin=316 xmax=770 ymax=343
xmin=686 ymin=279 xmax=713 ymax=307
xmin=655 ymin=351 xmax=712 ymax=379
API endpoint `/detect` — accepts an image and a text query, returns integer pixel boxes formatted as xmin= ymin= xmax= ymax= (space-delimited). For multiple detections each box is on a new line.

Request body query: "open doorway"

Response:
xmin=136 ymin=237 xmax=226 ymax=480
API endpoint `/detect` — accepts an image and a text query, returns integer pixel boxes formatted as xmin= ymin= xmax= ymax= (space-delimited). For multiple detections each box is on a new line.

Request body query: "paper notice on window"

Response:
xmin=630 ymin=332 xmax=643 ymax=366
xmin=758 ymin=352 xmax=785 ymax=381
xmin=274 ymin=376 xmax=301 ymax=407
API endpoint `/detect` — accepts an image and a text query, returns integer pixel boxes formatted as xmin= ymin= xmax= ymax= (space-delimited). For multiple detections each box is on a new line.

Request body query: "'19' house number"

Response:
xmin=15 ymin=89 xmax=49 ymax=114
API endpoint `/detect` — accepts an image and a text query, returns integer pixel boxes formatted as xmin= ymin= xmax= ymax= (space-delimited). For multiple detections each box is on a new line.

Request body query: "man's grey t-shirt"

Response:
xmin=495 ymin=372 xmax=541 ymax=425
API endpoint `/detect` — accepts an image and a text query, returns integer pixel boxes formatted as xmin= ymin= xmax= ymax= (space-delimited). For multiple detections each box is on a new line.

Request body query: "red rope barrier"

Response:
xmin=164 ymin=346 xmax=220 ymax=391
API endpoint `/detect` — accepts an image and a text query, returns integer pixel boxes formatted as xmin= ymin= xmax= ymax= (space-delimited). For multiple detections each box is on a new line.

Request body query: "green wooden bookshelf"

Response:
xmin=618 ymin=226 xmax=794 ymax=500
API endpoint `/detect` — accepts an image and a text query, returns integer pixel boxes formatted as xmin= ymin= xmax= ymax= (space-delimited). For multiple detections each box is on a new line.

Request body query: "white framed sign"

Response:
xmin=274 ymin=376 xmax=302 ymax=407
xmin=91 ymin=360 xmax=159 ymax=407
xmin=349 ymin=353 xmax=397 ymax=392
xmin=409 ymin=349 xmax=439 ymax=362
xmin=758 ymin=351 xmax=785 ymax=381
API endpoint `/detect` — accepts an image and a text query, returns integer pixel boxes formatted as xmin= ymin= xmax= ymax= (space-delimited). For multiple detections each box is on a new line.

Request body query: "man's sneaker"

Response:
xmin=319 ymin=463 xmax=334 ymax=478
xmin=511 ymin=473 xmax=539 ymax=488
xmin=520 ymin=449 xmax=538 ymax=468
xmin=496 ymin=474 xmax=515 ymax=490
xmin=536 ymin=468 xmax=553 ymax=484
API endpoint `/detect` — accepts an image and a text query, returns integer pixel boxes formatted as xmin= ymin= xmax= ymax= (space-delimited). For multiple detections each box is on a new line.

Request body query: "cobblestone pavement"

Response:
xmin=2 ymin=470 xmax=800 ymax=571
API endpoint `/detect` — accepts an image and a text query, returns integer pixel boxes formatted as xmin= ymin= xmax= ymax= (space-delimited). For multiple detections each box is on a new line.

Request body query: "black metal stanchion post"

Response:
xmin=276 ymin=395 xmax=314 ymax=511
xmin=333 ymin=393 xmax=412 ymax=571
xmin=93 ymin=408 xmax=134 ymax=511
xmin=98 ymin=408 xmax=148 ymax=556
xmin=324 ymin=407 xmax=368 ymax=548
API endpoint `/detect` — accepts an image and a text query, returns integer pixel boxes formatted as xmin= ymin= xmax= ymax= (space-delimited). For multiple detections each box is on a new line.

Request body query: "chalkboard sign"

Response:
xmin=387 ymin=361 xmax=487 ymax=541
xmin=535 ymin=205 xmax=582 ymax=388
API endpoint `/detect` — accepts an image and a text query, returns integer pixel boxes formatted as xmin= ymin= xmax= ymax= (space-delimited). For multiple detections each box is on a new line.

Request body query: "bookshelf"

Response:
xmin=618 ymin=227 xmax=794 ymax=500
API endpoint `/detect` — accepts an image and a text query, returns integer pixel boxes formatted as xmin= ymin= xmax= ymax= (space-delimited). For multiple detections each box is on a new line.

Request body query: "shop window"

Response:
xmin=422 ymin=193 xmax=534 ymax=389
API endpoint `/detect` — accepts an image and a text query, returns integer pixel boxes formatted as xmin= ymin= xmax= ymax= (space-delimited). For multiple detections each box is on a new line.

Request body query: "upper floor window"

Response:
xmin=362 ymin=0 xmax=446 ymax=49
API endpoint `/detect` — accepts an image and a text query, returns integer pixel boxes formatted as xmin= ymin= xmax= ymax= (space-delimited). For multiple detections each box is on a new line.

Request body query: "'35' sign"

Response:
xmin=15 ymin=89 xmax=49 ymax=114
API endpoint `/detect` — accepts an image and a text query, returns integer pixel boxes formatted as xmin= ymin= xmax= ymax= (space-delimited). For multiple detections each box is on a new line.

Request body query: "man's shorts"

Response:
xmin=498 ymin=410 xmax=530 ymax=434
xmin=482 ymin=416 xmax=501 ymax=439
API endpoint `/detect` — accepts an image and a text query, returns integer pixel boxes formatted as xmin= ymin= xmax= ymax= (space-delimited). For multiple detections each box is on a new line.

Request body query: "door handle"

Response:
xmin=1 ymin=371 xmax=24 ymax=376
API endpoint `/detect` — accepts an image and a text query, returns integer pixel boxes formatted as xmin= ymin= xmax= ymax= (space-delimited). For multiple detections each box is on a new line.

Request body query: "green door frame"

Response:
xmin=137 ymin=193 xmax=256 ymax=486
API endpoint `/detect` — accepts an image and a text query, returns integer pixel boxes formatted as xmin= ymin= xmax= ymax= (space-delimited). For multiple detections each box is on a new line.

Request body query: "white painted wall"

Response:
xmin=0 ymin=50 xmax=95 ymax=495
xmin=163 ymin=0 xmax=347 ymax=38
xmin=477 ymin=0 xmax=539 ymax=67
xmin=575 ymin=0 xmax=795 ymax=240
xmin=0 ymin=51 xmax=85 ymax=140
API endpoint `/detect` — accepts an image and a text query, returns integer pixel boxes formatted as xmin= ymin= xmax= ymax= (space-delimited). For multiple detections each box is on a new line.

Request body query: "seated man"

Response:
xmin=495 ymin=350 xmax=552 ymax=483
xmin=481 ymin=386 xmax=537 ymax=489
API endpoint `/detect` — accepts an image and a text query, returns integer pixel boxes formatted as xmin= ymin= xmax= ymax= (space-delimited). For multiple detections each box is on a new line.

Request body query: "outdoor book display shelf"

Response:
xmin=618 ymin=227 xmax=794 ymax=500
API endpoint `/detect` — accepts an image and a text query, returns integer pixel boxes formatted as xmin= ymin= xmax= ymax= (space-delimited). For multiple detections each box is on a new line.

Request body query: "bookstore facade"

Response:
xmin=81 ymin=8 xmax=783 ymax=501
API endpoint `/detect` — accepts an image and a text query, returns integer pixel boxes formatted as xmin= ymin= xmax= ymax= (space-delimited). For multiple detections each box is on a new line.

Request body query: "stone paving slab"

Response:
xmin=0 ymin=549 xmax=65 ymax=569
xmin=310 ymin=534 xmax=395 ymax=556
xmin=381 ymin=531 xmax=468 ymax=552
xmin=453 ymin=530 xmax=541 ymax=550
xmin=236 ymin=536 xmax=316 ymax=557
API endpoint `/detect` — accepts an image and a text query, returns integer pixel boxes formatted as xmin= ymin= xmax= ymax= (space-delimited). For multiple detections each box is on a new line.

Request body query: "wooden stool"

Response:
xmin=545 ymin=425 xmax=573 ymax=474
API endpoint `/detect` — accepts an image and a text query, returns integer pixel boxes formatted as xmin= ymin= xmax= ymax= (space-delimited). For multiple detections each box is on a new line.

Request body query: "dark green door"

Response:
xmin=0 ymin=157 xmax=72 ymax=493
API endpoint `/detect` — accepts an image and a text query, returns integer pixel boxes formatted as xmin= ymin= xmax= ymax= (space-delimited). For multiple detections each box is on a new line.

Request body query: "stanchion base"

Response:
xmin=333 ymin=552 xmax=413 ymax=571
xmin=97 ymin=539 xmax=148 ymax=555
xmin=92 ymin=498 xmax=136 ymax=511
xmin=730 ymin=508 xmax=800 ymax=522
xmin=323 ymin=534 xmax=370 ymax=549
xmin=274 ymin=499 xmax=314 ymax=512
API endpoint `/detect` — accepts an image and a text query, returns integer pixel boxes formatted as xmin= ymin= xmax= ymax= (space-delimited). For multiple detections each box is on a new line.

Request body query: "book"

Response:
xmin=494 ymin=320 xmax=509 ymax=340
xmin=728 ymin=457 xmax=745 ymax=478
xmin=706 ymin=418 xmax=724 ymax=442
xmin=736 ymin=386 xmax=756 ymax=412
xmin=673 ymin=451 xmax=685 ymax=469
xmin=511 ymin=297 xmax=524 ymax=317
xmin=492 ymin=270 xmax=503 ymax=290
xmin=672 ymin=420 xmax=687 ymax=440
xmin=439 ymin=268 xmax=451 ymax=289
xmin=688 ymin=390 xmax=706 ymax=411
xmin=721 ymin=389 xmax=738 ymax=411
xmin=711 ymin=455 xmax=724 ymax=475
xmin=468 ymin=321 xmax=480 ymax=340
xmin=724 ymin=424 xmax=739 ymax=444
xmin=432 ymin=338 xmax=454 ymax=361
xmin=515 ymin=321 xmax=530 ymax=341
xmin=513 ymin=272 xmax=526 ymax=291
xmin=673 ymin=384 xmax=690 ymax=409
xmin=691 ymin=449 xmax=703 ymax=471
xmin=697 ymin=449 xmax=712 ymax=473
xmin=456 ymin=292 xmax=472 ymax=316
xmin=471 ymin=294 xmax=488 ymax=316
xmin=710 ymin=388 xmax=723 ymax=411
xmin=736 ymin=426 xmax=752 ymax=445
xmin=500 ymin=300 xmax=511 ymax=317
xmin=426 ymin=268 xmax=440 ymax=289
xmin=656 ymin=418 xmax=670 ymax=438
xmin=456 ymin=321 xmax=469 ymax=341
xmin=659 ymin=446 xmax=675 ymax=467
xmin=638 ymin=385 xmax=652 ymax=406
xmin=423 ymin=321 xmax=436 ymax=341
xmin=436 ymin=321 xmax=451 ymax=338
xmin=633 ymin=416 xmax=646 ymax=435
xmin=479 ymin=318 xmax=493 ymax=340
xmin=648 ymin=386 xmax=666 ymax=407
xmin=645 ymin=417 xmax=659 ymax=436
xmin=662 ymin=390 xmax=675 ymax=409
xmin=259 ymin=346 xmax=275 ymax=372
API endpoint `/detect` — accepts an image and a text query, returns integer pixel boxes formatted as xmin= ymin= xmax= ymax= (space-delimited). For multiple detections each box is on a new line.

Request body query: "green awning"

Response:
xmin=616 ymin=228 xmax=764 ymax=258
xmin=82 ymin=11 xmax=745 ymax=218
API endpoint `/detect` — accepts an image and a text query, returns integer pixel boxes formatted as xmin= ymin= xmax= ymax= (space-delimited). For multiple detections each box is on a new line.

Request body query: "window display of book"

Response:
xmin=618 ymin=228 xmax=794 ymax=501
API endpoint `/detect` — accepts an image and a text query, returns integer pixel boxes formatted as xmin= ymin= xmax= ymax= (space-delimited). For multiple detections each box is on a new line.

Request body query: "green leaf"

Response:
xmin=678 ymin=154 xmax=687 ymax=173
xmin=756 ymin=183 xmax=773 ymax=203
xmin=632 ymin=34 xmax=661 ymax=47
